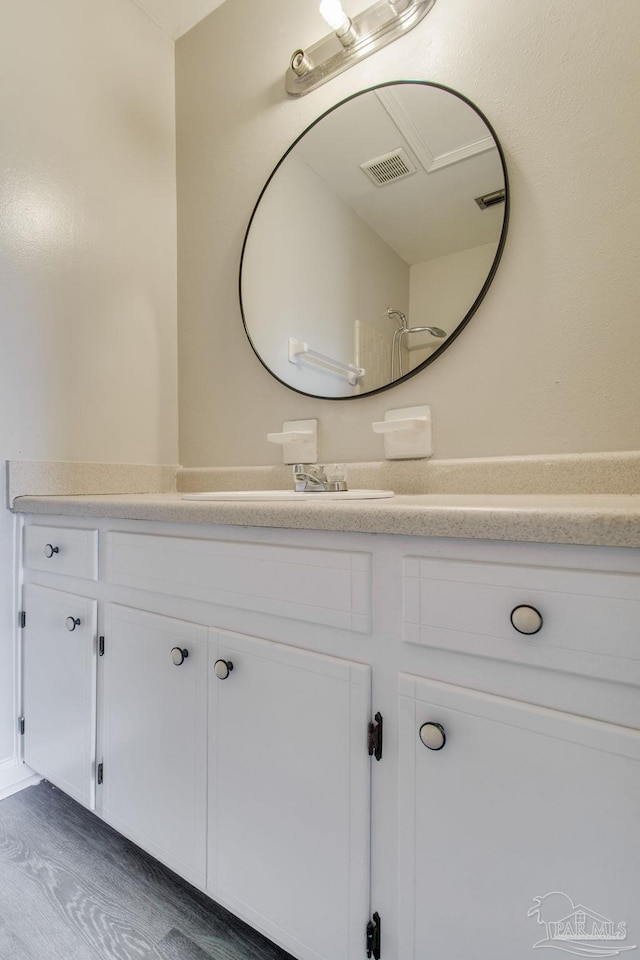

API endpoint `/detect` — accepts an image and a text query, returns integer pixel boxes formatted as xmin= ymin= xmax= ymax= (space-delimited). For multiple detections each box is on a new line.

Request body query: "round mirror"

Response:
xmin=240 ymin=81 xmax=508 ymax=399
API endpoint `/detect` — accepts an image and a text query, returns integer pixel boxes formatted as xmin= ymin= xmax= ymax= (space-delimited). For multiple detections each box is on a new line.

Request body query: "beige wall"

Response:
xmin=176 ymin=0 xmax=640 ymax=466
xmin=0 ymin=0 xmax=178 ymax=763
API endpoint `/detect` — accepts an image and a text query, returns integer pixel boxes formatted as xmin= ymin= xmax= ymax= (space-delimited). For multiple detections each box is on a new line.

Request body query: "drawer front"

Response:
xmin=24 ymin=524 xmax=98 ymax=580
xmin=403 ymin=555 xmax=640 ymax=686
xmin=106 ymin=532 xmax=371 ymax=632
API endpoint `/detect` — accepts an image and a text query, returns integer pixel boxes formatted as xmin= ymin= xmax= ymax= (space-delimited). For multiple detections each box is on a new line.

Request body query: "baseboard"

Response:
xmin=0 ymin=758 xmax=41 ymax=801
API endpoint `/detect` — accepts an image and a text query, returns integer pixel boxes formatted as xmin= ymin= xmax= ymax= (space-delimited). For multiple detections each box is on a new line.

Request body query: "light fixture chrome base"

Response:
xmin=286 ymin=0 xmax=436 ymax=98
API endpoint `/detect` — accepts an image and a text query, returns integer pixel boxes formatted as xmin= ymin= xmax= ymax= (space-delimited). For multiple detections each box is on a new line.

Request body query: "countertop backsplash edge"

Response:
xmin=6 ymin=460 xmax=179 ymax=507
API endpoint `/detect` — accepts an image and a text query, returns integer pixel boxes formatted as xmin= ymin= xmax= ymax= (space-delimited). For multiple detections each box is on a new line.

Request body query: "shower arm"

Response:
xmin=387 ymin=307 xmax=447 ymax=380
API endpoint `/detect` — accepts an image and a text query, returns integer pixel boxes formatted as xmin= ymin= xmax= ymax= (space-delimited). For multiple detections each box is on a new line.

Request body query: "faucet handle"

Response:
xmin=292 ymin=463 xmax=327 ymax=483
xmin=292 ymin=463 xmax=348 ymax=492
xmin=322 ymin=463 xmax=347 ymax=483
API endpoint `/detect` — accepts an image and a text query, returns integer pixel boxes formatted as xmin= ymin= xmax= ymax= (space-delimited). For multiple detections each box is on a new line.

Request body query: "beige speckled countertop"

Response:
xmin=12 ymin=492 xmax=640 ymax=548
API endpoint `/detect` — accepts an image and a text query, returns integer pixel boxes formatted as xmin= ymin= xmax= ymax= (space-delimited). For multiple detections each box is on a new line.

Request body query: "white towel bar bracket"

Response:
xmin=288 ymin=338 xmax=365 ymax=386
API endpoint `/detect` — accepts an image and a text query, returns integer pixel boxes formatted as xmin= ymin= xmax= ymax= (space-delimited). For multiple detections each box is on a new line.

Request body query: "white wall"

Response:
xmin=0 ymin=0 xmax=178 ymax=764
xmin=242 ymin=154 xmax=409 ymax=396
xmin=176 ymin=0 xmax=640 ymax=466
xmin=408 ymin=242 xmax=499 ymax=369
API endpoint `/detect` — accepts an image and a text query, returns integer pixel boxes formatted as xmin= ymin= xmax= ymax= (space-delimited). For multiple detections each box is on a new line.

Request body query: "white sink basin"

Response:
xmin=182 ymin=489 xmax=395 ymax=502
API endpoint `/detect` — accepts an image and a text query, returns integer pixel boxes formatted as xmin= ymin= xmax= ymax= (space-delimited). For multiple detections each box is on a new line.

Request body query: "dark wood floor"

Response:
xmin=0 ymin=782 xmax=294 ymax=960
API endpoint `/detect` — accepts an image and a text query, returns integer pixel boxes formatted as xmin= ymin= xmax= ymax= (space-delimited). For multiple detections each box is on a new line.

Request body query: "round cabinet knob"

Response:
xmin=214 ymin=659 xmax=234 ymax=680
xmin=66 ymin=617 xmax=81 ymax=632
xmin=510 ymin=604 xmax=543 ymax=635
xmin=170 ymin=647 xmax=189 ymax=666
xmin=419 ymin=722 xmax=447 ymax=751
xmin=44 ymin=544 xmax=59 ymax=558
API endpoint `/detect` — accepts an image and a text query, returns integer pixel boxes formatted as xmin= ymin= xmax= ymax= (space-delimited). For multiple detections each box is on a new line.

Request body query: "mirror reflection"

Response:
xmin=240 ymin=81 xmax=508 ymax=399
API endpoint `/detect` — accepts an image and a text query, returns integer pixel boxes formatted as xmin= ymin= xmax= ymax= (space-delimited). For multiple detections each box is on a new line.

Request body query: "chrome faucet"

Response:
xmin=292 ymin=464 xmax=348 ymax=493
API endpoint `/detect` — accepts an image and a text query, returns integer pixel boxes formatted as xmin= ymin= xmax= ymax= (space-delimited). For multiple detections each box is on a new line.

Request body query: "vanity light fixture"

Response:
xmin=319 ymin=0 xmax=358 ymax=46
xmin=286 ymin=0 xmax=436 ymax=97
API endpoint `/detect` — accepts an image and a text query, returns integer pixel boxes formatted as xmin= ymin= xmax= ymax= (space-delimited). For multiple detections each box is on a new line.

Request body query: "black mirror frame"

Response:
xmin=239 ymin=80 xmax=510 ymax=401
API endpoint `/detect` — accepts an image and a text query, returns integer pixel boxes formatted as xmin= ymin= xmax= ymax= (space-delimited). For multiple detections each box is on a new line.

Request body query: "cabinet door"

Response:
xmin=398 ymin=674 xmax=640 ymax=959
xmin=101 ymin=605 xmax=208 ymax=886
xmin=208 ymin=630 xmax=371 ymax=960
xmin=23 ymin=584 xmax=97 ymax=808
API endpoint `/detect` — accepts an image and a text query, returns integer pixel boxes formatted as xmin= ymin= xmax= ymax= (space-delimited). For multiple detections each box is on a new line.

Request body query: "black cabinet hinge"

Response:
xmin=97 ymin=762 xmax=104 ymax=785
xmin=366 ymin=912 xmax=381 ymax=959
xmin=18 ymin=717 xmax=25 ymax=735
xmin=99 ymin=636 xmax=105 ymax=657
xmin=368 ymin=712 xmax=383 ymax=761
xmin=19 ymin=611 xmax=26 ymax=628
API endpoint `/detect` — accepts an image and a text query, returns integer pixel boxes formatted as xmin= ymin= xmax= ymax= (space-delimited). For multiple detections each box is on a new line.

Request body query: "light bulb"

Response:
xmin=319 ymin=0 xmax=351 ymax=34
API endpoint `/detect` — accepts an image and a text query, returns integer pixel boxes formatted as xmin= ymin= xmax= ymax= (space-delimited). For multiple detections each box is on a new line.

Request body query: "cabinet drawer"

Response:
xmin=403 ymin=555 xmax=640 ymax=686
xmin=106 ymin=532 xmax=371 ymax=632
xmin=24 ymin=524 xmax=98 ymax=580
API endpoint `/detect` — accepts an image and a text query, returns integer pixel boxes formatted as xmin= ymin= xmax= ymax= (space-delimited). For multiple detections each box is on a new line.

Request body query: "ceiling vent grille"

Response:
xmin=360 ymin=148 xmax=416 ymax=187
xmin=475 ymin=188 xmax=506 ymax=210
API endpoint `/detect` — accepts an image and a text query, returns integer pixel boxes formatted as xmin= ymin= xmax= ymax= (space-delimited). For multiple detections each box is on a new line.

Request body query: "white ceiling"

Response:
xmin=128 ymin=0 xmax=229 ymax=39
xmin=295 ymin=86 xmax=505 ymax=264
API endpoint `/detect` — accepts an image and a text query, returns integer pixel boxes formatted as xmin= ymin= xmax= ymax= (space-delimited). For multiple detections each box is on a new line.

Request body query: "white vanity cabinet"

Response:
xmin=100 ymin=605 xmax=208 ymax=887
xmin=17 ymin=514 xmax=640 ymax=960
xmin=21 ymin=524 xmax=99 ymax=810
xmin=397 ymin=675 xmax=640 ymax=960
xmin=19 ymin=520 xmax=376 ymax=960
xmin=397 ymin=546 xmax=640 ymax=958
xmin=22 ymin=583 xmax=97 ymax=809
xmin=208 ymin=629 xmax=371 ymax=960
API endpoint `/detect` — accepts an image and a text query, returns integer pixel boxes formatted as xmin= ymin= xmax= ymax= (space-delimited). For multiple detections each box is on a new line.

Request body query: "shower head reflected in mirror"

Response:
xmin=405 ymin=325 xmax=447 ymax=337
xmin=387 ymin=307 xmax=447 ymax=379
